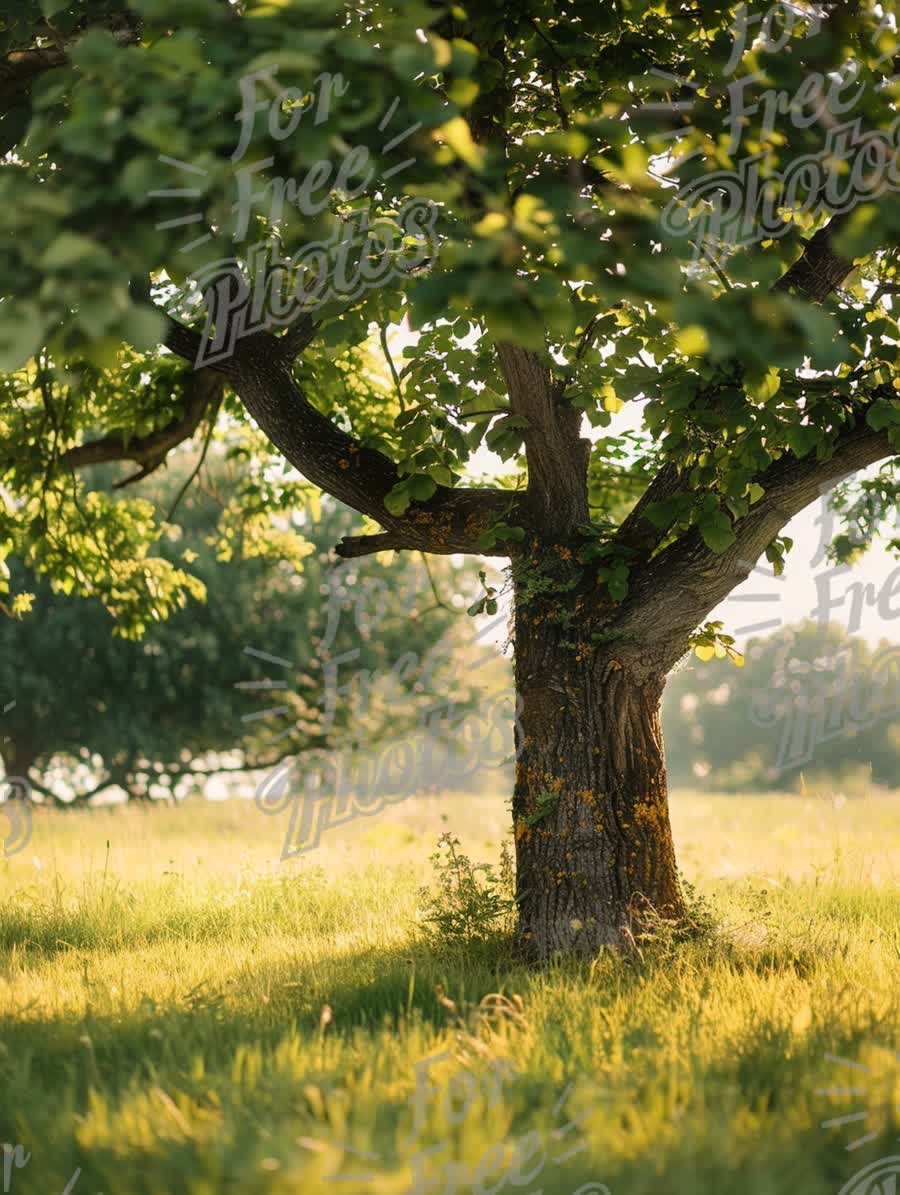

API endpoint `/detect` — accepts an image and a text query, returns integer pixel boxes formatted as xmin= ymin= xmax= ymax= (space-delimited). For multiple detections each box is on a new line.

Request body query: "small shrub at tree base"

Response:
xmin=416 ymin=833 xmax=516 ymax=950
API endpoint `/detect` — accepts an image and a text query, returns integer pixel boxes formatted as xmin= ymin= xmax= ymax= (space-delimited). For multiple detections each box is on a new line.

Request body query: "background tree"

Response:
xmin=0 ymin=455 xmax=477 ymax=803
xmin=1 ymin=1 xmax=900 ymax=957
xmin=663 ymin=622 xmax=900 ymax=792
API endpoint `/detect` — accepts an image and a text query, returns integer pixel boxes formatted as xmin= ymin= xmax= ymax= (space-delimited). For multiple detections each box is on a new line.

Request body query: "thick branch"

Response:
xmin=333 ymin=532 xmax=404 ymax=559
xmin=155 ymin=303 xmax=520 ymax=555
xmin=227 ymin=330 xmax=524 ymax=556
xmin=280 ymin=313 xmax=319 ymax=359
xmin=612 ymin=462 xmax=681 ymax=554
xmin=0 ymin=26 xmax=140 ymax=90
xmin=617 ymin=418 xmax=895 ymax=671
xmin=495 ymin=342 xmax=590 ymax=537
xmin=161 ymin=311 xmax=211 ymax=366
xmin=60 ymin=369 xmax=222 ymax=485
xmin=0 ymin=45 xmax=68 ymax=86
xmin=603 ymin=203 xmax=889 ymax=669
xmin=773 ymin=212 xmax=855 ymax=301
xmin=160 ymin=296 xmax=309 ymax=371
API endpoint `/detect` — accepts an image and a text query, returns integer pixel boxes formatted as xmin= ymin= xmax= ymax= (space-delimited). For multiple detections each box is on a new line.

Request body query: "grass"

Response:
xmin=0 ymin=789 xmax=898 ymax=1195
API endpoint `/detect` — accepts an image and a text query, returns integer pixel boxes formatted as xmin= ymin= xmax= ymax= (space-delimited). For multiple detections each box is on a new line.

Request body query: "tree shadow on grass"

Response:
xmin=0 ymin=914 xmax=888 ymax=1100
xmin=2 ymin=990 xmax=895 ymax=1195
xmin=0 ymin=916 xmax=897 ymax=1195
xmin=0 ymin=936 xmax=520 ymax=1103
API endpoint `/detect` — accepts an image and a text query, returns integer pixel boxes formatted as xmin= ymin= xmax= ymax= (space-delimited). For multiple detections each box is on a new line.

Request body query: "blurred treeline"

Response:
xmin=663 ymin=621 xmax=900 ymax=792
xmin=0 ymin=453 xmax=482 ymax=804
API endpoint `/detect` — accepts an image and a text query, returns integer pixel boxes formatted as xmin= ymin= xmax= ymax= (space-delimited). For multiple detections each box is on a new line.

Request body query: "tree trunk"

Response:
xmin=511 ymin=560 xmax=685 ymax=960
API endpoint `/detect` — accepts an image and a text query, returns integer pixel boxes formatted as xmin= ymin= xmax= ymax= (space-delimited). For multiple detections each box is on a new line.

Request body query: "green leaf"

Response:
xmin=866 ymin=400 xmax=900 ymax=431
xmin=744 ymin=368 xmax=781 ymax=403
xmin=390 ymin=43 xmax=438 ymax=80
xmin=384 ymin=482 xmax=412 ymax=516
xmin=408 ymin=474 xmax=437 ymax=502
xmin=645 ymin=493 xmax=693 ymax=529
xmin=676 ymin=325 xmax=709 ymax=356
xmin=437 ymin=116 xmax=486 ymax=169
xmin=41 ymin=233 xmax=105 ymax=270
xmin=608 ymin=574 xmax=629 ymax=601
xmin=785 ymin=424 xmax=820 ymax=459
xmin=493 ymin=524 xmax=525 ymax=542
xmin=427 ymin=464 xmax=455 ymax=487
xmin=697 ymin=510 xmax=736 ymax=553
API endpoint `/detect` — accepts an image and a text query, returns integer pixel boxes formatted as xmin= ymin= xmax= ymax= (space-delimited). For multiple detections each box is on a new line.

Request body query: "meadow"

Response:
xmin=0 ymin=788 xmax=897 ymax=1195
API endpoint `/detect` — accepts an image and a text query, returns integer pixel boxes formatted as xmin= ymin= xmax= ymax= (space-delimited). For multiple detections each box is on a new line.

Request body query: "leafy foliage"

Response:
xmin=0 ymin=0 xmax=898 ymax=626
xmin=0 ymin=457 xmax=475 ymax=800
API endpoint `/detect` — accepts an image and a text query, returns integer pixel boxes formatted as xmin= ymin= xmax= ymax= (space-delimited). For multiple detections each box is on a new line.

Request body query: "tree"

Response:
xmin=1 ymin=1 xmax=899 ymax=957
xmin=0 ymin=457 xmax=474 ymax=802
xmin=663 ymin=622 xmax=900 ymax=792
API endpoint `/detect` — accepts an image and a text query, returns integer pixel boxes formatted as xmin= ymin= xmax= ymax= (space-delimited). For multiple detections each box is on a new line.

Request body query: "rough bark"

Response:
xmin=773 ymin=212 xmax=855 ymax=301
xmin=496 ymin=343 xmax=590 ymax=537
xmin=511 ymin=550 xmax=684 ymax=960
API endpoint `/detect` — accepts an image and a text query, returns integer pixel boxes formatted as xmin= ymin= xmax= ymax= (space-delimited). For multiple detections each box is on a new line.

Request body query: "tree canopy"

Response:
xmin=1 ymin=0 xmax=895 ymax=635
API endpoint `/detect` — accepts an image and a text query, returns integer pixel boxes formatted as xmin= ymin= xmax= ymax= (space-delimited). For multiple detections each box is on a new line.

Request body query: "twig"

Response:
xmin=380 ymin=324 xmax=405 ymax=410
xmin=689 ymin=239 xmax=733 ymax=290
xmin=419 ymin=551 xmax=458 ymax=615
xmin=576 ymin=314 xmax=602 ymax=360
xmin=166 ymin=395 xmax=222 ymax=523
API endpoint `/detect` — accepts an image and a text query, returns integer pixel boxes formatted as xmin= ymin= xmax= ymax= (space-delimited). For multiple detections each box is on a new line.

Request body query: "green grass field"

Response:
xmin=1 ymin=790 xmax=898 ymax=1195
